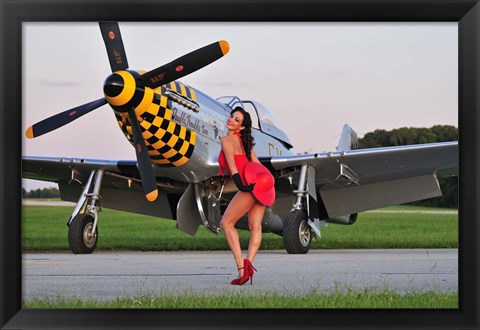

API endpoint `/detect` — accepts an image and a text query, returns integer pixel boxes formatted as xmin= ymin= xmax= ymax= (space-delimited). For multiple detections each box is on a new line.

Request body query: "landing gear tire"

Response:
xmin=68 ymin=213 xmax=98 ymax=254
xmin=282 ymin=209 xmax=312 ymax=254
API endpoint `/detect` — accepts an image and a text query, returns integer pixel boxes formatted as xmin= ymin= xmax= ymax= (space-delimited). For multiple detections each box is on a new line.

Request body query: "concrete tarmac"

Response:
xmin=23 ymin=249 xmax=457 ymax=302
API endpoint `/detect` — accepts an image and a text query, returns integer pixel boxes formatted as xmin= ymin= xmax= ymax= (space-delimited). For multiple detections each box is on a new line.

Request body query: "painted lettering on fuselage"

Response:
xmin=172 ymin=108 xmax=205 ymax=134
xmin=268 ymin=142 xmax=283 ymax=156
xmin=171 ymin=107 xmax=224 ymax=142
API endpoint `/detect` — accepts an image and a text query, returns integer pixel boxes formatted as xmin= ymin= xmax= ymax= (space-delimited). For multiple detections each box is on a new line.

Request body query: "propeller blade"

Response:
xmin=140 ymin=40 xmax=230 ymax=89
xmin=99 ymin=22 xmax=129 ymax=72
xmin=127 ymin=108 xmax=158 ymax=202
xmin=26 ymin=98 xmax=107 ymax=139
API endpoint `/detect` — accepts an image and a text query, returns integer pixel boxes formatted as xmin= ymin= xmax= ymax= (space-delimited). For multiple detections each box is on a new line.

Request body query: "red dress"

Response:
xmin=218 ymin=132 xmax=249 ymax=185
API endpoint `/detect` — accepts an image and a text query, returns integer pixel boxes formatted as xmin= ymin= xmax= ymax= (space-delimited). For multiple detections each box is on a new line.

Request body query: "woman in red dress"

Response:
xmin=218 ymin=107 xmax=264 ymax=285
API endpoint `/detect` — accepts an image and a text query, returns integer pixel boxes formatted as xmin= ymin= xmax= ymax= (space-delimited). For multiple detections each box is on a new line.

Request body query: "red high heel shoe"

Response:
xmin=230 ymin=265 xmax=249 ymax=285
xmin=244 ymin=259 xmax=257 ymax=285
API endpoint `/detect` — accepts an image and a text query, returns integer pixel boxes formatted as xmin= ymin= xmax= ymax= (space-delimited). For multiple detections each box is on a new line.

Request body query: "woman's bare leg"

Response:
xmin=246 ymin=203 xmax=265 ymax=263
xmin=220 ymin=192 xmax=256 ymax=276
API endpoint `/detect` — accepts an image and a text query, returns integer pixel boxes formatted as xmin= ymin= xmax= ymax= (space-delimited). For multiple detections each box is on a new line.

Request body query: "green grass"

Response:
xmin=23 ymin=287 xmax=458 ymax=308
xmin=377 ymin=204 xmax=458 ymax=211
xmin=22 ymin=205 xmax=458 ymax=252
xmin=316 ymin=212 xmax=457 ymax=249
xmin=23 ymin=289 xmax=458 ymax=309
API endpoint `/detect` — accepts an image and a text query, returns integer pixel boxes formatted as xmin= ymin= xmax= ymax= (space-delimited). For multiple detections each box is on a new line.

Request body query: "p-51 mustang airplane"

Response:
xmin=23 ymin=22 xmax=458 ymax=255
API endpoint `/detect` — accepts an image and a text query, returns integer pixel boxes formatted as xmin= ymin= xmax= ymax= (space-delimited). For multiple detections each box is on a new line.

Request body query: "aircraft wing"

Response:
xmin=262 ymin=141 xmax=458 ymax=219
xmin=22 ymin=156 xmax=185 ymax=219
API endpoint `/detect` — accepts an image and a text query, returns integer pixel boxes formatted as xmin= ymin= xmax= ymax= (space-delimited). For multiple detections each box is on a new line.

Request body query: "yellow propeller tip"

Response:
xmin=219 ymin=40 xmax=230 ymax=55
xmin=146 ymin=189 xmax=158 ymax=202
xmin=26 ymin=126 xmax=34 ymax=139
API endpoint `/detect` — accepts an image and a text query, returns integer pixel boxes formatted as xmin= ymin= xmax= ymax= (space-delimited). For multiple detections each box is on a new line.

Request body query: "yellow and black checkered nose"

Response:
xmin=105 ymin=70 xmax=196 ymax=167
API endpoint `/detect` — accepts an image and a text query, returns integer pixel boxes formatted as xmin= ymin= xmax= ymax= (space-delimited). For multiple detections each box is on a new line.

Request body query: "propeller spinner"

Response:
xmin=25 ymin=22 xmax=230 ymax=202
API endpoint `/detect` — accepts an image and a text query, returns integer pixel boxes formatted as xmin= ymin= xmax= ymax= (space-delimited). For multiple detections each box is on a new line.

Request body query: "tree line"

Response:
xmin=22 ymin=187 xmax=60 ymax=199
xmin=357 ymin=125 xmax=458 ymax=208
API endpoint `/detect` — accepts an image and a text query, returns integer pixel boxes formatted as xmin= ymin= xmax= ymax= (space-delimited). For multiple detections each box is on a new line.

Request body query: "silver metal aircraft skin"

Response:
xmin=22 ymin=23 xmax=458 ymax=254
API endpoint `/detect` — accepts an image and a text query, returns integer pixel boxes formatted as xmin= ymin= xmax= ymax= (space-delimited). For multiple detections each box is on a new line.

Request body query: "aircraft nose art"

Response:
xmin=109 ymin=73 xmax=197 ymax=167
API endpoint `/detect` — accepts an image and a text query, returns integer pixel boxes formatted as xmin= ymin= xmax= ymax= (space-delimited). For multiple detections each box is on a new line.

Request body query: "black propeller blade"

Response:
xmin=127 ymin=108 xmax=158 ymax=202
xmin=99 ymin=22 xmax=129 ymax=72
xmin=26 ymin=98 xmax=107 ymax=139
xmin=140 ymin=40 xmax=229 ymax=89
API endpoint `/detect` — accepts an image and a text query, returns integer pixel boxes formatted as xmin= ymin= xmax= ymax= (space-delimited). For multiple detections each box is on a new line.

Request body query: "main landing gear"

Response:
xmin=282 ymin=164 xmax=317 ymax=254
xmin=67 ymin=169 xmax=104 ymax=254
xmin=282 ymin=209 xmax=311 ymax=254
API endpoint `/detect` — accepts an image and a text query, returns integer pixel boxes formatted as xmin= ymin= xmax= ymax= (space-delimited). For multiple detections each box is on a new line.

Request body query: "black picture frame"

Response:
xmin=1 ymin=0 xmax=478 ymax=329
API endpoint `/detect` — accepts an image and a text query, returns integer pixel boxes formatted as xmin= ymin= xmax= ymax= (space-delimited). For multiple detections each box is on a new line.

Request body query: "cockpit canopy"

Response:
xmin=217 ymin=96 xmax=293 ymax=149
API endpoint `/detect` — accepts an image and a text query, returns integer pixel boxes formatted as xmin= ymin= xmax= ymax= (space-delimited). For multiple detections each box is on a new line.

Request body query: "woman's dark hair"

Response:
xmin=231 ymin=107 xmax=255 ymax=161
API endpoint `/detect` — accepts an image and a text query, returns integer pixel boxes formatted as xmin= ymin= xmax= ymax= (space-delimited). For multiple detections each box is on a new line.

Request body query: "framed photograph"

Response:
xmin=1 ymin=1 xmax=478 ymax=329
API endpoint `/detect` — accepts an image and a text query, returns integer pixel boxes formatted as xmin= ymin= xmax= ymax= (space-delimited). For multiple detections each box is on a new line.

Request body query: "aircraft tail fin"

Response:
xmin=336 ymin=124 xmax=358 ymax=151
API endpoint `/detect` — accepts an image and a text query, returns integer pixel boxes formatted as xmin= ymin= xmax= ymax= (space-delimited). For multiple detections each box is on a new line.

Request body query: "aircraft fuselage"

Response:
xmin=105 ymin=69 xmax=294 ymax=183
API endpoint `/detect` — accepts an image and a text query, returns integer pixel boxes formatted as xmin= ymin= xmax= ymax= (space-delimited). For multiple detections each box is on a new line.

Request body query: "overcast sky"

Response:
xmin=22 ymin=22 xmax=458 ymax=190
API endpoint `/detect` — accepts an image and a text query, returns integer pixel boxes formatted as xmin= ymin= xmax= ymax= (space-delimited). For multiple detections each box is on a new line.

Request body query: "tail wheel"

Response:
xmin=282 ymin=209 xmax=312 ymax=254
xmin=68 ymin=213 xmax=98 ymax=254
